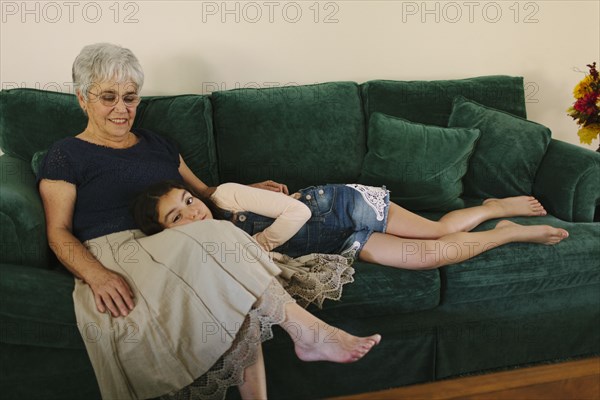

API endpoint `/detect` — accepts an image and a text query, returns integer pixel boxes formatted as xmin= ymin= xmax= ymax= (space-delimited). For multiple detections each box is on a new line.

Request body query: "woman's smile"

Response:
xmin=109 ymin=117 xmax=129 ymax=125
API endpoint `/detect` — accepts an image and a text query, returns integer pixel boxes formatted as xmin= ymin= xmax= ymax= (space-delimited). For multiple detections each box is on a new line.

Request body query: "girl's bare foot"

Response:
xmin=290 ymin=321 xmax=381 ymax=363
xmin=483 ymin=196 xmax=547 ymax=218
xmin=495 ymin=220 xmax=568 ymax=245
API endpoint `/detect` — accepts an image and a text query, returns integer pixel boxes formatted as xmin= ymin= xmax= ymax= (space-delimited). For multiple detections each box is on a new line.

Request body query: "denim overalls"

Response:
xmin=223 ymin=184 xmax=390 ymax=259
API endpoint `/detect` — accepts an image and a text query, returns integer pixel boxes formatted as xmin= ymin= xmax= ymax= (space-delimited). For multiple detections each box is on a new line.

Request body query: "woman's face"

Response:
xmin=157 ymin=188 xmax=214 ymax=229
xmin=78 ymin=80 xmax=139 ymax=139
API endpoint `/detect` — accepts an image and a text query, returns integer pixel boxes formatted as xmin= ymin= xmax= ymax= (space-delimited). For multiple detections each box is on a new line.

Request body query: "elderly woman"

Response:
xmin=37 ymin=43 xmax=380 ymax=400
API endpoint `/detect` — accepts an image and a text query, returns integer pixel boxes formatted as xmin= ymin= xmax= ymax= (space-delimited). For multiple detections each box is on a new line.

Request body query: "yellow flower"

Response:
xmin=566 ymin=106 xmax=578 ymax=118
xmin=573 ymin=75 xmax=596 ymax=99
xmin=577 ymin=124 xmax=600 ymax=145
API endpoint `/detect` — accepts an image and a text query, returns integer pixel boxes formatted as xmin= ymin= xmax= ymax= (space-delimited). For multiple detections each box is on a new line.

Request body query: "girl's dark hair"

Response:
xmin=131 ymin=180 xmax=224 ymax=235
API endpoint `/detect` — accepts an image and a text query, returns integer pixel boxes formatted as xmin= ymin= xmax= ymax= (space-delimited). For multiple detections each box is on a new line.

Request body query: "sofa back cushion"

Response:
xmin=448 ymin=96 xmax=551 ymax=198
xmin=134 ymin=95 xmax=219 ymax=186
xmin=361 ymin=75 xmax=527 ymax=127
xmin=0 ymin=89 xmax=218 ymax=186
xmin=211 ymin=82 xmax=366 ymax=192
xmin=0 ymin=89 xmax=87 ymax=160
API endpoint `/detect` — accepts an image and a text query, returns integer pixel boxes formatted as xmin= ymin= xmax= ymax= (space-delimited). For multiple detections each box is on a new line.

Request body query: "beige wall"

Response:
xmin=1 ymin=0 xmax=599 ymax=149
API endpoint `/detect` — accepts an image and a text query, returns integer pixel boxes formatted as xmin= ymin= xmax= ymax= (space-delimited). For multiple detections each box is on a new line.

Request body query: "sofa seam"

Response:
xmin=572 ymin=166 xmax=599 ymax=221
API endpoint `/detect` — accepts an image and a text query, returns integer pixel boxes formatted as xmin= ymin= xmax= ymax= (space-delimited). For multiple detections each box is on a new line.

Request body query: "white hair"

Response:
xmin=72 ymin=43 xmax=144 ymax=101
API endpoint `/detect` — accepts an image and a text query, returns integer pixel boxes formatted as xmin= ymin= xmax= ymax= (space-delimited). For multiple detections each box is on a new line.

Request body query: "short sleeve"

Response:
xmin=36 ymin=141 xmax=78 ymax=185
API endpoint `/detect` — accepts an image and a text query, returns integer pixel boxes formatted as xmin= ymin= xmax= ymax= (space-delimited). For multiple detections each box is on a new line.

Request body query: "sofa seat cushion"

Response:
xmin=0 ymin=264 xmax=440 ymax=349
xmin=0 ymin=264 xmax=82 ymax=349
xmin=211 ymin=82 xmax=366 ymax=192
xmin=438 ymin=215 xmax=600 ymax=305
xmin=361 ymin=76 xmax=527 ymax=128
xmin=309 ymin=261 xmax=441 ymax=320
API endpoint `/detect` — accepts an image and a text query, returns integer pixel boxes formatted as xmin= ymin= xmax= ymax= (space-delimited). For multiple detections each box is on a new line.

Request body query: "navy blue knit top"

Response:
xmin=37 ymin=128 xmax=183 ymax=242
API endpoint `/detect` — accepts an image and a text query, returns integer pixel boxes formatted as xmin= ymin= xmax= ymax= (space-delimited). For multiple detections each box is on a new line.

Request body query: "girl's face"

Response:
xmin=157 ymin=188 xmax=213 ymax=229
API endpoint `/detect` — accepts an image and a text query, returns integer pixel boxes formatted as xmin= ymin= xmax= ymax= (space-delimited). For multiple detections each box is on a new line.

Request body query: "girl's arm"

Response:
xmin=211 ymin=183 xmax=311 ymax=251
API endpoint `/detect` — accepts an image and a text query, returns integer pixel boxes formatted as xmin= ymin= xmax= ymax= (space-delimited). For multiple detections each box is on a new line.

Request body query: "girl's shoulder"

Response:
xmin=215 ymin=182 xmax=247 ymax=191
xmin=211 ymin=182 xmax=250 ymax=200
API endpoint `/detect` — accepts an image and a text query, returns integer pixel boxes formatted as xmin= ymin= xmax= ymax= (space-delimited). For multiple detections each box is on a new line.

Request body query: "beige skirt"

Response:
xmin=74 ymin=220 xmax=285 ymax=400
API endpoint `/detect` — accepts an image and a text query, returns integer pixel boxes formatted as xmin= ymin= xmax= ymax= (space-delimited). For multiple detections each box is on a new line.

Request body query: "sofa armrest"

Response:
xmin=533 ymin=139 xmax=600 ymax=222
xmin=0 ymin=155 xmax=50 ymax=267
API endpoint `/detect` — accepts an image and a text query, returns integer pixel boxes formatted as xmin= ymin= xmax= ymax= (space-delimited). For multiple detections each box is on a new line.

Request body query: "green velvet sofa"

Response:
xmin=1 ymin=76 xmax=599 ymax=400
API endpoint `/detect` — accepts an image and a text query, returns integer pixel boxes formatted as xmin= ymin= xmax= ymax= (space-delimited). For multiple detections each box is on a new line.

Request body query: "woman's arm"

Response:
xmin=178 ymin=155 xmax=289 ymax=197
xmin=39 ymin=179 xmax=135 ymax=317
xmin=248 ymin=180 xmax=289 ymax=195
xmin=178 ymin=155 xmax=215 ymax=197
xmin=212 ymin=183 xmax=311 ymax=251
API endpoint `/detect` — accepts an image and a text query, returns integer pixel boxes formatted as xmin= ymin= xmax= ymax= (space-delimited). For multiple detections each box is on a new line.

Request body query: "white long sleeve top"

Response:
xmin=210 ymin=183 xmax=312 ymax=251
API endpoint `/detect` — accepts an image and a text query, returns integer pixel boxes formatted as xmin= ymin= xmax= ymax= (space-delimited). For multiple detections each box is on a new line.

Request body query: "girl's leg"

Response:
xmin=280 ymin=302 xmax=382 ymax=363
xmin=238 ymin=344 xmax=267 ymax=400
xmin=385 ymin=196 xmax=548 ymax=240
xmin=360 ymin=220 xmax=568 ymax=270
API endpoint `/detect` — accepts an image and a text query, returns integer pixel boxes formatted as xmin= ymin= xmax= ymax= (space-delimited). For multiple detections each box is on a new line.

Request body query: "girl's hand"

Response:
xmin=250 ymin=180 xmax=289 ymax=195
xmin=87 ymin=268 xmax=136 ymax=317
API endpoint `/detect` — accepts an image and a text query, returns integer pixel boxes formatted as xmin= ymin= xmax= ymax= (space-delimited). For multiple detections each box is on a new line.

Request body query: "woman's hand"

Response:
xmin=250 ymin=180 xmax=289 ymax=195
xmin=86 ymin=268 xmax=135 ymax=317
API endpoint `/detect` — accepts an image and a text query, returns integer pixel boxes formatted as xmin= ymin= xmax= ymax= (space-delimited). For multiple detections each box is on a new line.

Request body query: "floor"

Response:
xmin=330 ymin=357 xmax=600 ymax=400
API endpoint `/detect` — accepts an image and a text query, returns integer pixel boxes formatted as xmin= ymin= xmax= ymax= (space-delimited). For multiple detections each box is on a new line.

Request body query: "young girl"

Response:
xmin=133 ymin=181 xmax=569 ymax=270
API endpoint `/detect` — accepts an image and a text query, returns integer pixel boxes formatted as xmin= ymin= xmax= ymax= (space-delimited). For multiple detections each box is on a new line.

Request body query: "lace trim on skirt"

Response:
xmin=274 ymin=253 xmax=355 ymax=309
xmin=161 ymin=278 xmax=294 ymax=400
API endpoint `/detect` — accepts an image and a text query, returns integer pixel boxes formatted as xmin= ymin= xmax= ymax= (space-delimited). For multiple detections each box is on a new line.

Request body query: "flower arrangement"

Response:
xmin=567 ymin=62 xmax=600 ymax=149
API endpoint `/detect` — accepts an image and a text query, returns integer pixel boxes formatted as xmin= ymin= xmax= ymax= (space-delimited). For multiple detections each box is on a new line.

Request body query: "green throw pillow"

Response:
xmin=359 ymin=112 xmax=480 ymax=211
xmin=31 ymin=149 xmax=48 ymax=176
xmin=448 ymin=96 xmax=551 ymax=199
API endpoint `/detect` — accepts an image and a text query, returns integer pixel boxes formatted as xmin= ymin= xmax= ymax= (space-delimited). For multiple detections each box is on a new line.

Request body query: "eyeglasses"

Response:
xmin=88 ymin=92 xmax=141 ymax=107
